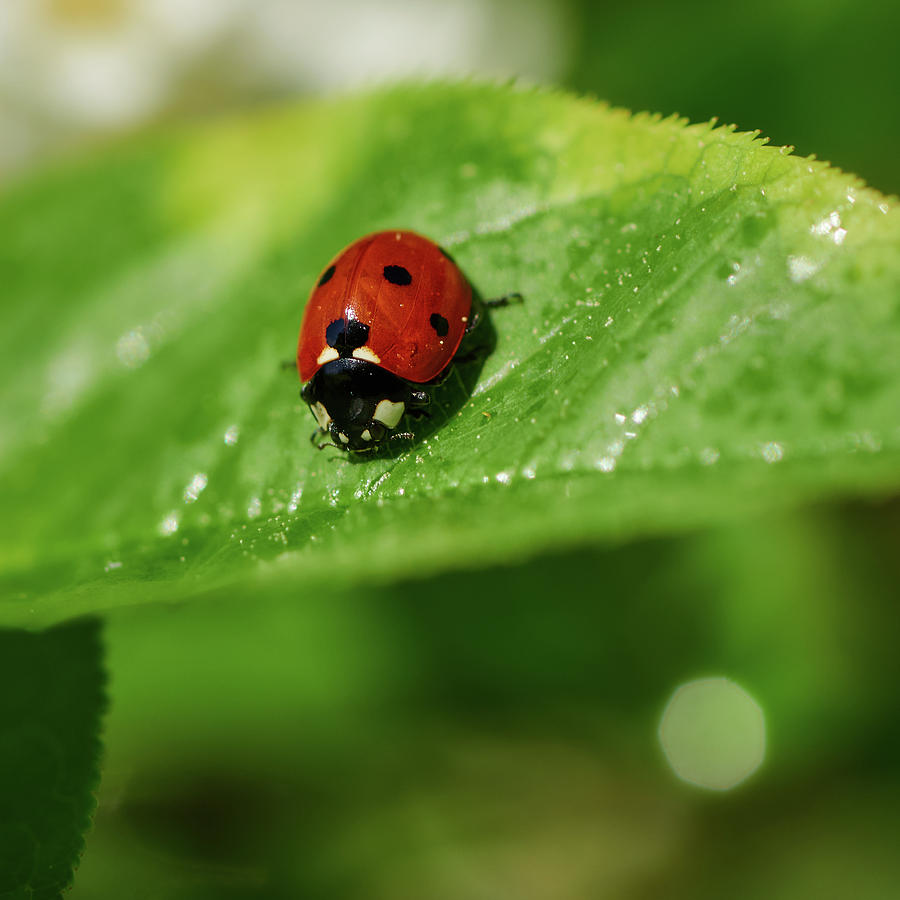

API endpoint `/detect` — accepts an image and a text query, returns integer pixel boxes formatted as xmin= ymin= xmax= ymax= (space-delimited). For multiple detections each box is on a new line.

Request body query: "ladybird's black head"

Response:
xmin=302 ymin=358 xmax=412 ymax=451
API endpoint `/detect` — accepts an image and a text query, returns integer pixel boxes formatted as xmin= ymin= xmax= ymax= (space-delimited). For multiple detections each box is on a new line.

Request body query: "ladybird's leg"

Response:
xmin=408 ymin=388 xmax=431 ymax=407
xmin=281 ymin=359 xmax=298 ymax=372
xmin=463 ymin=300 xmax=482 ymax=335
xmin=484 ymin=291 xmax=524 ymax=309
xmin=425 ymin=367 xmax=453 ymax=387
xmin=453 ymin=334 xmax=492 ymax=366
xmin=303 ymin=383 xmax=328 ymax=446
xmin=400 ymin=387 xmax=432 ymax=421
xmin=462 ymin=293 xmax=522 ymax=336
xmin=452 ymin=348 xmax=487 ymax=365
xmin=457 ymin=296 xmax=500 ymax=365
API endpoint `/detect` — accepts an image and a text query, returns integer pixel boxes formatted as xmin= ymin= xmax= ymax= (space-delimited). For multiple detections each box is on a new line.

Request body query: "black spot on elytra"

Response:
xmin=383 ymin=265 xmax=412 ymax=286
xmin=318 ymin=265 xmax=336 ymax=287
xmin=326 ymin=317 xmax=370 ymax=354
xmin=429 ymin=313 xmax=450 ymax=337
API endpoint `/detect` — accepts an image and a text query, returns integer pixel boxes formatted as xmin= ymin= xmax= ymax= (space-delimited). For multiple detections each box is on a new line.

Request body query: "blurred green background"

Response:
xmin=2 ymin=1 xmax=899 ymax=897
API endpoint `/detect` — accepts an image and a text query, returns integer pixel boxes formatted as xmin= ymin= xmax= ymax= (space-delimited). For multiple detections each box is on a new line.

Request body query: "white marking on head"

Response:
xmin=317 ymin=347 xmax=339 ymax=365
xmin=361 ymin=429 xmax=372 ymax=442
xmin=373 ymin=399 xmax=405 ymax=429
xmin=311 ymin=402 xmax=331 ymax=430
xmin=338 ymin=432 xmax=350 ymax=444
xmin=352 ymin=346 xmax=381 ymax=364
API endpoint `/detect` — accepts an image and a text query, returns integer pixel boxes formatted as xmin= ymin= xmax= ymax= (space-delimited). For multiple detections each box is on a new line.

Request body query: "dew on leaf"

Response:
xmin=159 ymin=512 xmax=179 ymax=536
xmin=787 ymin=255 xmax=820 ymax=283
xmin=183 ymin=472 xmax=208 ymax=503
xmin=761 ymin=442 xmax=784 ymax=464
xmin=811 ymin=211 xmax=846 ymax=244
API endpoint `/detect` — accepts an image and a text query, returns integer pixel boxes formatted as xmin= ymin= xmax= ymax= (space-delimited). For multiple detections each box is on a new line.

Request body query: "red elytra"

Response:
xmin=296 ymin=230 xmax=472 ymax=384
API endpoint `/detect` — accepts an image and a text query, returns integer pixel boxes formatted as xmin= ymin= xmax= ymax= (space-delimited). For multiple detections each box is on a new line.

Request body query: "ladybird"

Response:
xmin=297 ymin=229 xmax=513 ymax=451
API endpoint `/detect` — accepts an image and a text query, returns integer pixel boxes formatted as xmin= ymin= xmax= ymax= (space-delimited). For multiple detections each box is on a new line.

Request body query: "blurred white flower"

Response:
xmin=242 ymin=0 xmax=570 ymax=91
xmin=0 ymin=0 xmax=245 ymax=169
xmin=0 ymin=0 xmax=242 ymax=125
xmin=0 ymin=0 xmax=570 ymax=173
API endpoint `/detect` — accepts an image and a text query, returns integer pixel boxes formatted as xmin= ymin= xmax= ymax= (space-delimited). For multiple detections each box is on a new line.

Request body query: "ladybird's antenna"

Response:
xmin=389 ymin=432 xmax=416 ymax=442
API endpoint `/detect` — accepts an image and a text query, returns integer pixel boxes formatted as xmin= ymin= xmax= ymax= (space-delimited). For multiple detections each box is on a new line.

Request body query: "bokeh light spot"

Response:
xmin=659 ymin=677 xmax=765 ymax=791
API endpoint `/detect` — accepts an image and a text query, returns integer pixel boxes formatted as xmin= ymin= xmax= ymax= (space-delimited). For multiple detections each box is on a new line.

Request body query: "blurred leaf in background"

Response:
xmin=0 ymin=619 xmax=105 ymax=899
xmin=70 ymin=504 xmax=900 ymax=898
xmin=564 ymin=0 xmax=900 ymax=195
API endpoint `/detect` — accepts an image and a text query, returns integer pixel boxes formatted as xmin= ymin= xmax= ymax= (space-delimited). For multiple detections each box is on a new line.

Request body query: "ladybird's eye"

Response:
xmin=318 ymin=265 xmax=336 ymax=287
xmin=383 ymin=265 xmax=412 ymax=286
xmin=429 ymin=313 xmax=449 ymax=337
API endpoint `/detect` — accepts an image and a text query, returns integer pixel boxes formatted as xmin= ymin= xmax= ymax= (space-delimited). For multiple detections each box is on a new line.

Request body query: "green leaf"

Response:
xmin=1 ymin=82 xmax=899 ymax=627
xmin=0 ymin=619 xmax=105 ymax=899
